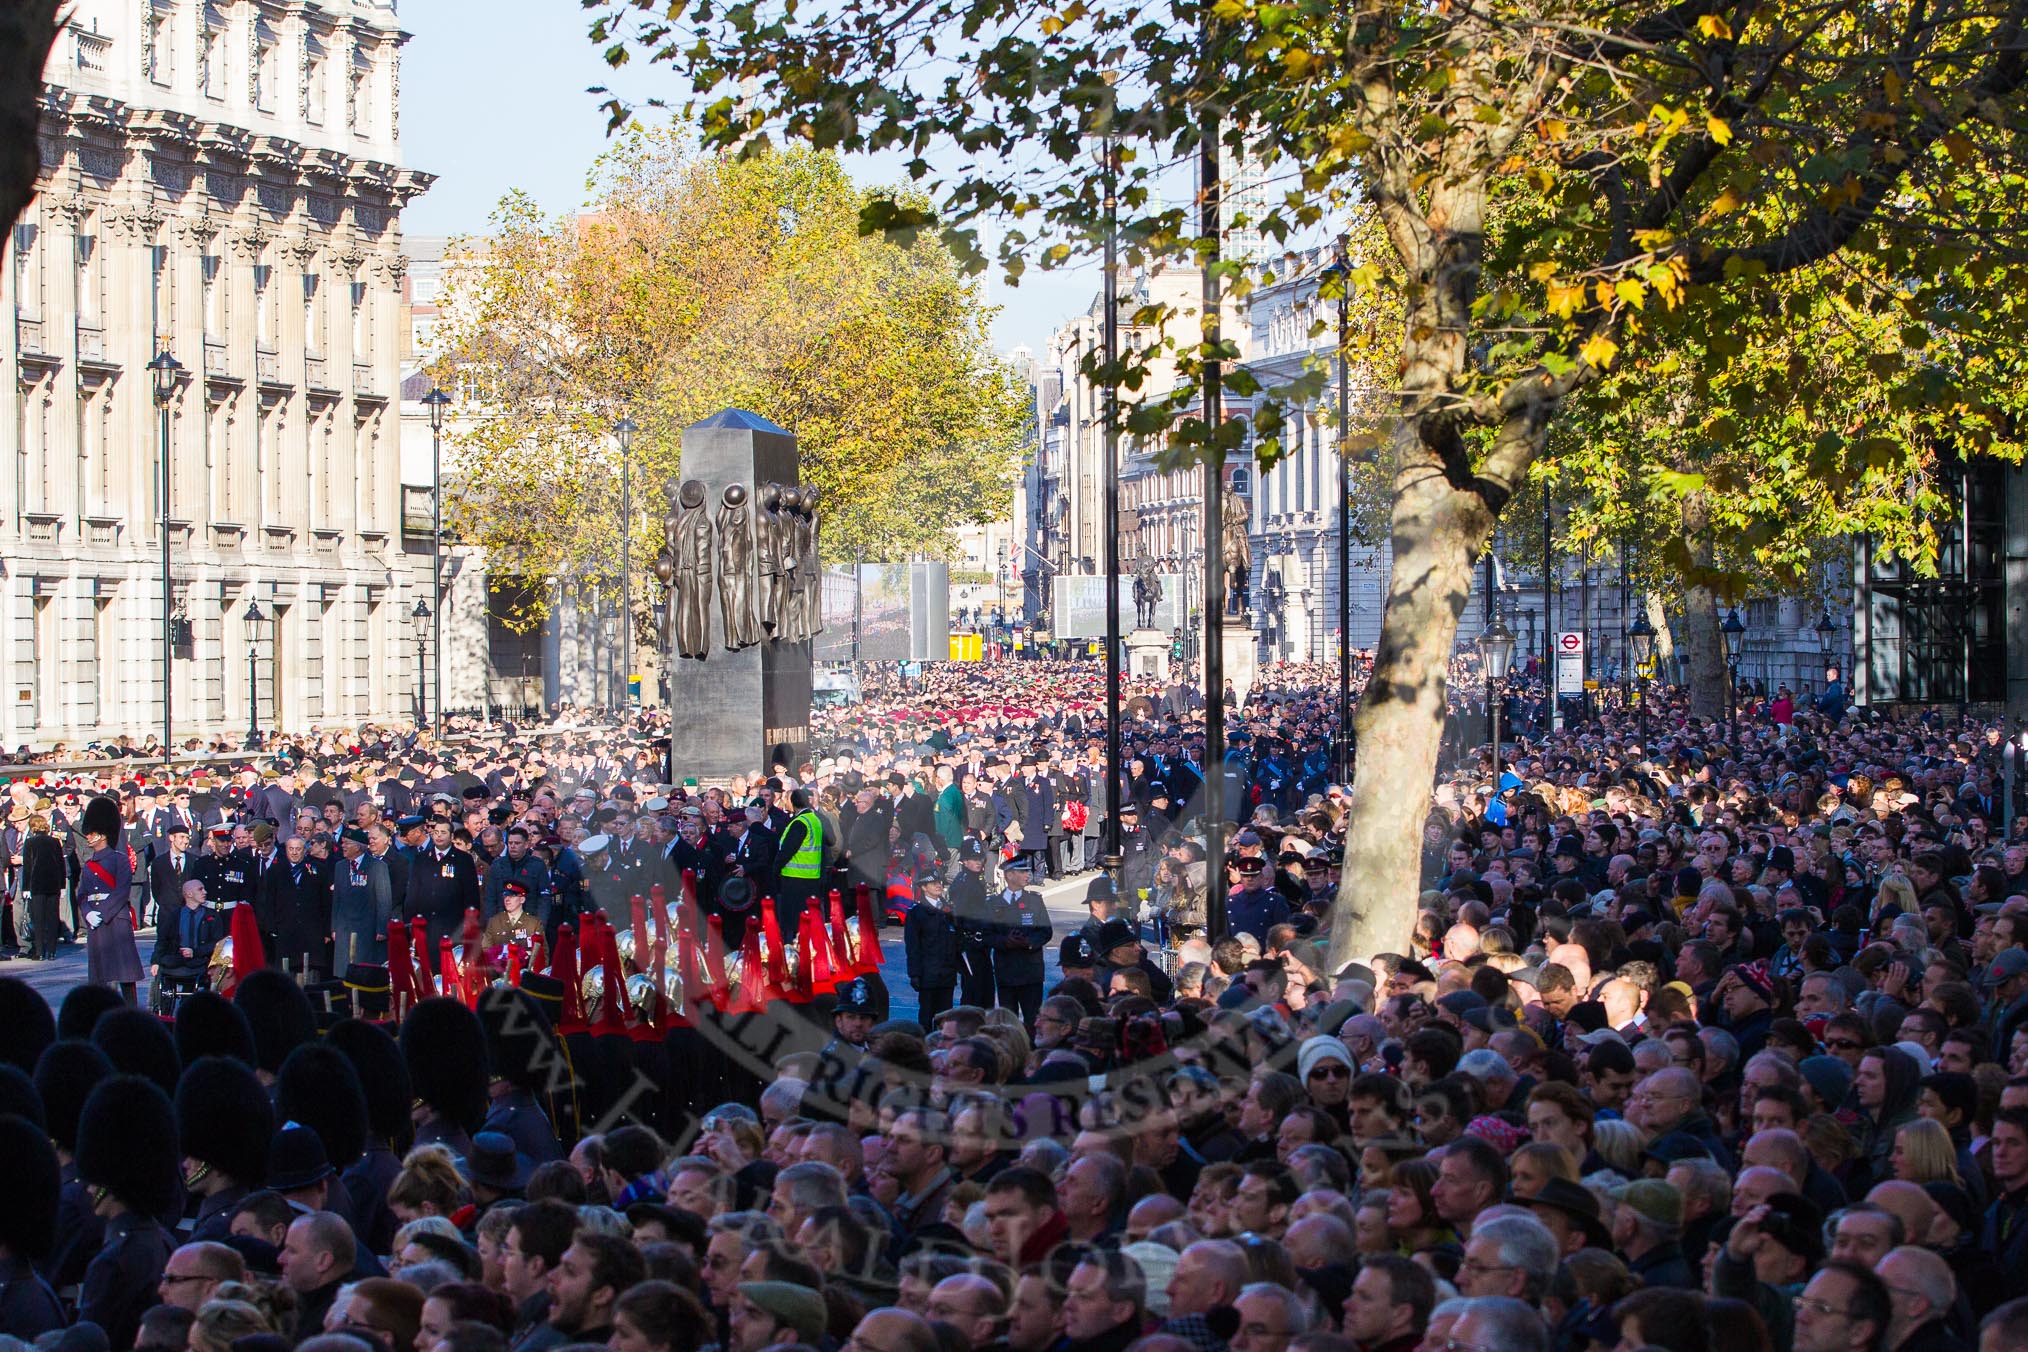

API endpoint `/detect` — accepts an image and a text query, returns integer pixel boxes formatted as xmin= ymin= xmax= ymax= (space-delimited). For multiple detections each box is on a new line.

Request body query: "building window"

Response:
xmin=75 ymin=226 xmax=101 ymax=327
xmin=12 ymin=223 xmax=41 ymax=319
xmin=202 ymin=254 xmax=223 ymax=342
xmin=254 ymin=33 xmax=276 ymax=111
xmin=347 ymin=49 xmax=367 ymax=131
xmin=201 ymin=16 xmax=224 ymax=99
xmin=254 ymin=263 xmax=273 ymax=348
xmin=303 ymin=34 xmax=325 ymax=122
xmin=304 ymin=272 xmax=322 ymax=354
xmin=146 ymin=3 xmax=174 ymax=85
xmin=351 ymin=278 xmax=368 ymax=357
xmin=150 ymin=243 xmax=171 ymax=344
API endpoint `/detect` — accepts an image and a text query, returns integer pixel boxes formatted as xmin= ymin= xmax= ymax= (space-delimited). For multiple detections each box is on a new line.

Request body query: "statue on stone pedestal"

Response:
xmin=798 ymin=484 xmax=824 ymax=639
xmin=1133 ymin=555 xmax=1164 ymax=630
xmin=755 ymin=483 xmax=787 ymax=636
xmin=672 ymin=479 xmax=715 ymax=660
xmin=1222 ymin=490 xmax=1251 ymax=619
xmin=715 ymin=483 xmax=763 ymax=651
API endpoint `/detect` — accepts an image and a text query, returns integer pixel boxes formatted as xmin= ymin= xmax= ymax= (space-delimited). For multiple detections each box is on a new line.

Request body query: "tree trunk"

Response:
xmin=1644 ymin=590 xmax=1676 ymax=670
xmin=1678 ymin=491 xmax=1728 ymax=721
xmin=0 ymin=3 xmax=61 ymax=244
xmin=1327 ymin=469 xmax=1489 ymax=969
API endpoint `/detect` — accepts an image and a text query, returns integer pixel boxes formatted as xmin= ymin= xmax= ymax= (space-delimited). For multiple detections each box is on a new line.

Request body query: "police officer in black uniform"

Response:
xmin=949 ymin=839 xmax=997 ymax=1010
xmin=990 ymin=858 xmax=1052 ymax=1027
xmin=902 ymin=870 xmax=959 ymax=1023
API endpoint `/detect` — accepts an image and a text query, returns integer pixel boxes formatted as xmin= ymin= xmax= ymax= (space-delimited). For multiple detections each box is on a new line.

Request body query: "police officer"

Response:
xmin=824 ymin=977 xmax=876 ymax=1061
xmin=1118 ymin=800 xmax=1157 ymax=899
xmin=1226 ymin=854 xmax=1291 ymax=944
xmin=949 ymin=839 xmax=997 ymax=1010
xmin=990 ymin=858 xmax=1052 ymax=1027
xmin=902 ymin=870 xmax=959 ymax=1023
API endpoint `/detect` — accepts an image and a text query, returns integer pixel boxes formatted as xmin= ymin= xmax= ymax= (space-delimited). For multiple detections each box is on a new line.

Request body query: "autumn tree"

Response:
xmin=432 ymin=131 xmax=1029 ymax=631
xmin=579 ymin=0 xmax=2028 ymax=966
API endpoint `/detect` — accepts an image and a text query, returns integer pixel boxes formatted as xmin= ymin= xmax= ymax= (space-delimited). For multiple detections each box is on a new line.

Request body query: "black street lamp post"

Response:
xmin=411 ymin=599 xmax=432 ymax=729
xmin=243 ymin=600 xmax=267 ymax=746
xmin=1722 ymin=605 xmax=1747 ymax=744
xmin=149 ymin=351 xmax=182 ymax=759
xmin=1628 ymin=611 xmax=1656 ymax=742
xmin=1476 ymin=612 xmax=1516 ymax=781
xmin=421 ymin=388 xmax=452 ymax=737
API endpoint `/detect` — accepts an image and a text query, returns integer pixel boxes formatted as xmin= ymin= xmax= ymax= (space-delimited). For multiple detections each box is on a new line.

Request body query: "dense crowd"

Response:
xmin=4 ymin=658 xmax=2028 ymax=1352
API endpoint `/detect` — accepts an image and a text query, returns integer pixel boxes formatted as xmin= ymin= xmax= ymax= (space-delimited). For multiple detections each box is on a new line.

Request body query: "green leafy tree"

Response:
xmin=433 ymin=131 xmax=1029 ymax=632
xmin=580 ymin=0 xmax=2028 ymax=965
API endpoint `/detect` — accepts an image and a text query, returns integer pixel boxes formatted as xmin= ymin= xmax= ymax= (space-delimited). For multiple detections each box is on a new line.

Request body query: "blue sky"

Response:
xmin=398 ymin=0 xmax=1092 ymax=356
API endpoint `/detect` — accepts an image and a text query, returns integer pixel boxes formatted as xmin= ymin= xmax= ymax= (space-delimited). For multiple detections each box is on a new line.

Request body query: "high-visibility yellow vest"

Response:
xmin=782 ymin=811 xmax=824 ymax=879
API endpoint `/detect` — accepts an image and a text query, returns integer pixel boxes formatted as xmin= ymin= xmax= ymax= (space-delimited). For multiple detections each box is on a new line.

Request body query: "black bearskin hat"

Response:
xmin=0 ymin=976 xmax=56 ymax=1074
xmin=232 ymin=969 xmax=315 ymax=1074
xmin=75 ymin=1073 xmax=180 ymax=1217
xmin=400 ymin=998 xmax=491 ymax=1134
xmin=274 ymin=1042 xmax=367 ymax=1169
xmin=176 ymin=1056 xmax=272 ymax=1186
xmin=0 ymin=1063 xmax=44 ymax=1128
xmin=477 ymin=984 xmax=559 ymax=1095
xmin=91 ymin=1007 xmax=181 ymax=1098
xmin=0 ymin=1113 xmax=59 ymax=1260
xmin=174 ymin=991 xmax=257 ymax=1067
xmin=33 ymin=1039 xmax=112 ymax=1154
xmin=81 ymin=795 xmax=121 ymax=846
xmin=57 ymin=985 xmax=124 ymax=1042
xmin=326 ymin=1018 xmax=413 ymax=1151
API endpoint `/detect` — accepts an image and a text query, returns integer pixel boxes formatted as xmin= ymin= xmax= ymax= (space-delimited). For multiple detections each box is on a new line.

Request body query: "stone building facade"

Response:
xmin=1 ymin=0 xmax=430 ymax=750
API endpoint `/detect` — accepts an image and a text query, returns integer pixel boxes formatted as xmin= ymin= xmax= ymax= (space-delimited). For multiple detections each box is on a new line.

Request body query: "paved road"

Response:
xmin=20 ymin=874 xmax=1101 ymax=1023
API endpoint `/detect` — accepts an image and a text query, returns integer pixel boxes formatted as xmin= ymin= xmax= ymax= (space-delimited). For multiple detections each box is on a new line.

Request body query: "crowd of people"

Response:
xmin=4 ymin=656 xmax=2028 ymax=1352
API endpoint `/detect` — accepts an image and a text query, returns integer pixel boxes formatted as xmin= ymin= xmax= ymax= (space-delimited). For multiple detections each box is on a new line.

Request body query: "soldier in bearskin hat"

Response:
xmin=75 ymin=1074 xmax=179 ymax=1348
xmin=232 ymin=969 xmax=316 ymax=1086
xmin=0 ymin=976 xmax=55 ymax=1075
xmin=91 ymin=1006 xmax=181 ymax=1099
xmin=78 ymin=795 xmax=144 ymax=1001
xmin=400 ymin=997 xmax=490 ymax=1159
xmin=477 ymin=984 xmax=566 ymax=1165
xmin=172 ymin=990 xmax=257 ymax=1067
xmin=324 ymin=1018 xmax=410 ymax=1257
xmin=0 ymin=1113 xmax=63 ymax=1338
xmin=34 ymin=1039 xmax=112 ymax=1289
xmin=175 ymin=1056 xmax=272 ymax=1243
xmin=275 ymin=1042 xmax=369 ymax=1239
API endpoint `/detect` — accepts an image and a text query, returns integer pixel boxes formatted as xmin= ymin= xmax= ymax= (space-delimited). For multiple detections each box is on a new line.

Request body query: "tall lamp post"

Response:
xmin=411 ymin=599 xmax=432 ymax=728
xmin=1476 ymin=612 xmax=1515 ymax=782
xmin=1628 ymin=610 xmax=1656 ymax=742
xmin=421 ymin=388 xmax=451 ymax=736
xmin=243 ymin=600 xmax=267 ymax=745
xmin=149 ymin=351 xmax=182 ymax=758
xmin=614 ymin=415 xmax=638 ymax=710
xmin=1721 ymin=605 xmax=1747 ymax=744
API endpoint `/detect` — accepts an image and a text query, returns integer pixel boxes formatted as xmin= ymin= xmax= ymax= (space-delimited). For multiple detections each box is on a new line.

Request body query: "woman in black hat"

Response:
xmin=78 ymin=797 xmax=143 ymax=1002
